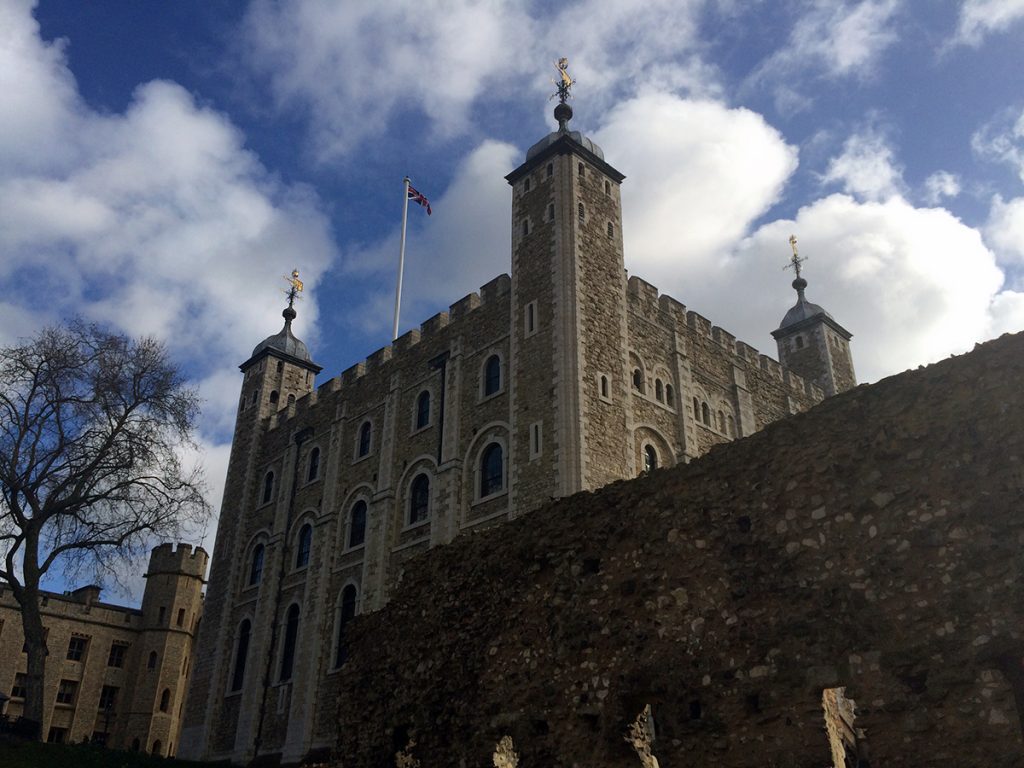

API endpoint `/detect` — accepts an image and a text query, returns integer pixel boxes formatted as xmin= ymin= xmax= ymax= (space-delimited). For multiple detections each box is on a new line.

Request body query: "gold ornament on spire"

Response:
xmin=284 ymin=268 xmax=304 ymax=308
xmin=551 ymin=57 xmax=575 ymax=103
xmin=784 ymin=234 xmax=807 ymax=278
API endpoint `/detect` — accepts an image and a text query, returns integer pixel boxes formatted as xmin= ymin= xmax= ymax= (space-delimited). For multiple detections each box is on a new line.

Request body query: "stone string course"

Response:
xmin=333 ymin=332 xmax=1024 ymax=767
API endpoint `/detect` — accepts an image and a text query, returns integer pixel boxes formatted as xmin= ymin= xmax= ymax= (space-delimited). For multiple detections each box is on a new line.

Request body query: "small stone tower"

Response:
xmin=178 ymin=292 xmax=321 ymax=758
xmin=771 ymin=241 xmax=855 ymax=397
xmin=121 ymin=543 xmax=208 ymax=756
xmin=505 ymin=71 xmax=632 ymax=507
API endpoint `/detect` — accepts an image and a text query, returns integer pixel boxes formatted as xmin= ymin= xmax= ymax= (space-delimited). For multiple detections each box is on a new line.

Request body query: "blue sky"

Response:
xmin=3 ymin=0 xmax=1024 ymax=597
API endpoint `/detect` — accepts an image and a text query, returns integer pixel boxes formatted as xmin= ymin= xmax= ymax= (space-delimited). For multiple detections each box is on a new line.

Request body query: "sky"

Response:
xmin=3 ymin=0 xmax=1024 ymax=600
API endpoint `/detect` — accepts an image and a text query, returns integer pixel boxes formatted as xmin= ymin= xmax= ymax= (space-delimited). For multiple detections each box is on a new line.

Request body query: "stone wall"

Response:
xmin=333 ymin=332 xmax=1024 ymax=767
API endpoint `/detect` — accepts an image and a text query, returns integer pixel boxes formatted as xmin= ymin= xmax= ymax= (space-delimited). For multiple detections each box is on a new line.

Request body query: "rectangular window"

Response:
xmin=98 ymin=685 xmax=119 ymax=712
xmin=107 ymin=642 xmax=128 ymax=668
xmin=158 ymin=606 xmax=166 ymax=624
xmin=55 ymin=679 xmax=77 ymax=706
xmin=529 ymin=422 xmax=543 ymax=460
xmin=47 ymin=727 xmax=67 ymax=744
xmin=176 ymin=608 xmax=185 ymax=627
xmin=91 ymin=732 xmax=108 ymax=747
xmin=524 ymin=301 xmax=537 ymax=337
xmin=11 ymin=673 xmax=27 ymax=699
xmin=67 ymin=636 xmax=88 ymax=661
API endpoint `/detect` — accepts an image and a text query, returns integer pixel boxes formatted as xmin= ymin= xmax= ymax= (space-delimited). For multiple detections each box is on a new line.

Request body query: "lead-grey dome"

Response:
xmin=778 ymin=277 xmax=832 ymax=329
xmin=251 ymin=306 xmax=312 ymax=362
xmin=526 ymin=129 xmax=605 ymax=161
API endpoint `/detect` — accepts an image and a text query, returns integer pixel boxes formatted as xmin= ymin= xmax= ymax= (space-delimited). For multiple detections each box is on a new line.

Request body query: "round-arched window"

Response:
xmin=409 ymin=474 xmax=430 ymax=524
xmin=480 ymin=443 xmax=504 ymax=497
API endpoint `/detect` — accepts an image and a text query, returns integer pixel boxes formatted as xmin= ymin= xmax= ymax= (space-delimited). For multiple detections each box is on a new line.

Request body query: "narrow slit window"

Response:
xmin=578 ymin=202 xmax=585 ymax=221
xmin=607 ymin=222 xmax=614 ymax=238
xmin=547 ymin=203 xmax=554 ymax=221
xmin=546 ymin=163 xmax=553 ymax=178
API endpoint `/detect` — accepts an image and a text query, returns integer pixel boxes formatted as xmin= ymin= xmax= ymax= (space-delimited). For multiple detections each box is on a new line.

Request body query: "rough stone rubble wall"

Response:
xmin=333 ymin=332 xmax=1024 ymax=768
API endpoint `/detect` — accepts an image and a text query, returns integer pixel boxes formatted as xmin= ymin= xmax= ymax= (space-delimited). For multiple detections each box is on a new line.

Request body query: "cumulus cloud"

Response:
xmin=745 ymin=0 xmax=902 ymax=110
xmin=972 ymin=106 xmax=1024 ymax=182
xmin=985 ymin=195 xmax=1024 ymax=265
xmin=239 ymin=0 xmax=721 ymax=159
xmin=954 ymin=0 xmax=1024 ymax=46
xmin=821 ymin=129 xmax=905 ymax=201
xmin=922 ymin=170 xmax=961 ymax=204
xmin=0 ymin=1 xmax=340 ymax=598
xmin=341 ymin=140 xmax=517 ymax=337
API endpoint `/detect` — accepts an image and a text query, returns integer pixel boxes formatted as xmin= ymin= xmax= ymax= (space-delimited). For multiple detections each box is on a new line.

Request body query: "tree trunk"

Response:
xmin=19 ymin=586 xmax=47 ymax=740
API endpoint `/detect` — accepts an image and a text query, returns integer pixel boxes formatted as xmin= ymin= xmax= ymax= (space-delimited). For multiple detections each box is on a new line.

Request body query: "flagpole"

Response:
xmin=393 ymin=176 xmax=411 ymax=341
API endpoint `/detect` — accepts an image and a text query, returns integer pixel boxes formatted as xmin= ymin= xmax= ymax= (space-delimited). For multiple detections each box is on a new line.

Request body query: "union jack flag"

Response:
xmin=407 ymin=184 xmax=432 ymax=216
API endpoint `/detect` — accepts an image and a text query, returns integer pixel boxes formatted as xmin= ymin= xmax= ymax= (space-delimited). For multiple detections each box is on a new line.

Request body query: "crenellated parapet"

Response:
xmin=146 ymin=542 xmax=209 ymax=580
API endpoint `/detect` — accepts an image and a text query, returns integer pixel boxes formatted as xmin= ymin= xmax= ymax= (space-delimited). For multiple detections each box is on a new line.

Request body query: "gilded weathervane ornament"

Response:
xmin=284 ymin=268 xmax=304 ymax=308
xmin=784 ymin=234 xmax=807 ymax=279
xmin=551 ymin=57 xmax=575 ymax=103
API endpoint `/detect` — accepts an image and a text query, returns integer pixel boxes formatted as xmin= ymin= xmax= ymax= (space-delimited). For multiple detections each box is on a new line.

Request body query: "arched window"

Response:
xmin=604 ymin=179 xmax=611 ymax=195
xmin=643 ymin=445 xmax=658 ymax=474
xmin=701 ymin=402 xmax=711 ymax=426
xmin=357 ymin=421 xmax=372 ymax=457
xmin=250 ymin=391 xmax=258 ymax=406
xmin=409 ymin=474 xmax=430 ymax=524
xmin=152 ymin=740 xmax=162 ymax=756
xmin=693 ymin=397 xmax=700 ymax=419
xmin=666 ymin=384 xmax=675 ymax=406
xmin=655 ymin=379 xmax=664 ymax=402
xmin=795 ymin=335 xmax=804 ymax=349
xmin=249 ymin=544 xmax=264 ymax=586
xmin=578 ymin=202 xmax=585 ymax=221
xmin=307 ymin=447 xmax=320 ymax=482
xmin=480 ymin=443 xmax=504 ymax=497
xmin=600 ymin=375 xmax=609 ymax=398
xmin=295 ymin=523 xmax=312 ymax=568
xmin=159 ymin=688 xmax=170 ymax=713
xmin=279 ymin=604 xmax=300 ymax=682
xmin=632 ymin=369 xmax=644 ymax=392
xmin=287 ymin=393 xmax=295 ymax=406
xmin=578 ymin=162 xmax=585 ymax=177
xmin=415 ymin=391 xmax=430 ymax=430
xmin=348 ymin=501 xmax=367 ymax=548
xmin=231 ymin=620 xmax=250 ymax=692
xmin=546 ymin=163 xmax=553 ymax=178
xmin=261 ymin=472 xmax=274 ymax=505
xmin=483 ymin=355 xmax=501 ymax=396
xmin=718 ymin=410 xmax=726 ymax=432
xmin=524 ymin=177 xmax=531 ymax=193
xmin=147 ymin=651 xmax=157 ymax=670
xmin=269 ymin=390 xmax=279 ymax=404
xmin=727 ymin=414 xmax=736 ymax=437
xmin=335 ymin=585 xmax=358 ymax=668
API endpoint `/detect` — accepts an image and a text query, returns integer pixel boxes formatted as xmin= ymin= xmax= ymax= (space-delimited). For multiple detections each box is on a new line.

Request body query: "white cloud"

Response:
xmin=922 ymin=170 xmax=961 ymax=204
xmin=972 ymin=106 xmax=1024 ymax=182
xmin=239 ymin=0 xmax=720 ymax=159
xmin=954 ymin=0 xmax=1024 ymax=46
xmin=821 ymin=130 xmax=905 ymax=201
xmin=342 ymin=140 xmax=517 ymax=338
xmin=745 ymin=0 xmax=902 ymax=110
xmin=985 ymin=195 xmax=1024 ymax=265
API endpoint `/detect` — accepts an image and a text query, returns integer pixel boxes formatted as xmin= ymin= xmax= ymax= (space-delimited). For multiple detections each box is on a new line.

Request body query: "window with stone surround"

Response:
xmin=160 ymin=688 xmax=171 ymax=712
xmin=643 ymin=445 xmax=658 ymax=474
xmin=67 ymin=635 xmax=88 ymax=661
xmin=357 ymin=421 xmax=372 ymax=458
xmin=546 ymin=162 xmax=553 ymax=178
xmin=523 ymin=177 xmax=531 ymax=193
xmin=279 ymin=604 xmax=300 ymax=682
xmin=307 ymin=446 xmax=321 ymax=482
xmin=295 ymin=523 xmax=313 ymax=568
xmin=604 ymin=179 xmax=611 ymax=195
xmin=607 ymin=221 xmax=614 ymax=238
xmin=348 ymin=500 xmax=367 ymax=548
xmin=482 ymin=355 xmax=502 ymax=397
xmin=148 ymin=651 xmax=158 ymax=670
xmin=599 ymin=374 xmax=611 ymax=401
xmin=524 ymin=301 xmax=538 ymax=337
xmin=261 ymin=471 xmax=275 ymax=504
xmin=11 ymin=673 xmax=26 ymax=699
xmin=249 ymin=543 xmax=265 ymax=586
xmin=578 ymin=162 xmax=585 ymax=177
xmin=108 ymin=641 xmax=128 ymax=667
xmin=521 ymin=219 xmax=529 ymax=236
xmin=665 ymin=383 xmax=675 ymax=407
xmin=415 ymin=390 xmax=431 ymax=430
xmin=47 ymin=727 xmax=67 ymax=743
xmin=409 ymin=473 xmax=431 ymax=525
xmin=547 ymin=203 xmax=554 ymax=221
xmin=98 ymin=685 xmax=118 ymax=712
xmin=632 ymin=368 xmax=644 ymax=393
xmin=334 ymin=584 xmax=358 ymax=668
xmin=529 ymin=422 xmax=543 ymax=460
xmin=655 ymin=379 xmax=664 ymax=402
xmin=231 ymin=619 xmax=251 ymax=692
xmin=578 ymin=202 xmax=585 ymax=221
xmin=55 ymin=679 xmax=77 ymax=706
xmin=479 ymin=443 xmax=504 ymax=498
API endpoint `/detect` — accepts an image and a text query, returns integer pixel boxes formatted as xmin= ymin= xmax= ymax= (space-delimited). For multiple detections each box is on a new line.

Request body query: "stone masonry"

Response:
xmin=0 ymin=543 xmax=206 ymax=755
xmin=333 ymin=331 xmax=1024 ymax=768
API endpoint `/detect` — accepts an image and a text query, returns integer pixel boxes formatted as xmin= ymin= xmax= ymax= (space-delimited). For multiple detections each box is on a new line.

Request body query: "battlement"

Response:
xmin=146 ymin=542 xmax=209 ymax=579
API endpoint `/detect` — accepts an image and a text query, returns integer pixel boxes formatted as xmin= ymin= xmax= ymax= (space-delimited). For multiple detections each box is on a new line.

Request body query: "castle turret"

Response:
xmin=505 ymin=61 xmax=632 ymax=505
xmin=771 ymin=238 xmax=855 ymax=397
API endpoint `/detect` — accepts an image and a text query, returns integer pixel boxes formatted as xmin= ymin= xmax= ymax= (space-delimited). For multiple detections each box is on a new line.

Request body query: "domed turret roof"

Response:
xmin=251 ymin=306 xmax=312 ymax=362
xmin=525 ymin=100 xmax=605 ymax=161
xmin=778 ymin=277 xmax=833 ymax=329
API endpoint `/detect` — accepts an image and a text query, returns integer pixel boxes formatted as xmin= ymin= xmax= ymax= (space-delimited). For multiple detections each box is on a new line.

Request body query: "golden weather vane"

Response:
xmin=551 ymin=57 xmax=575 ymax=103
xmin=783 ymin=234 xmax=807 ymax=279
xmin=283 ymin=268 xmax=304 ymax=308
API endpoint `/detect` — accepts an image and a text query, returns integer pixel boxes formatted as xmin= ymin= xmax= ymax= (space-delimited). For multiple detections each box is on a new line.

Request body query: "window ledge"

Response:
xmin=472 ymin=488 xmax=508 ymax=507
xmin=341 ymin=543 xmax=366 ymax=556
xmin=477 ymin=389 xmax=505 ymax=405
xmin=401 ymin=518 xmax=430 ymax=534
xmin=410 ymin=423 xmax=432 ymax=436
xmin=392 ymin=536 xmax=429 ymax=553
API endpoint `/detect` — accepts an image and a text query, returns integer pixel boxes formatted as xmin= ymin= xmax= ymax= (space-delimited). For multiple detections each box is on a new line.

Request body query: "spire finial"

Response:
xmin=282 ymin=268 xmax=304 ymax=324
xmin=551 ymin=57 xmax=575 ymax=131
xmin=783 ymin=234 xmax=808 ymax=297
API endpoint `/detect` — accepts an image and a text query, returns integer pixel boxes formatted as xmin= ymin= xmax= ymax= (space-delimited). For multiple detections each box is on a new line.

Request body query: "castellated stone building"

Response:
xmin=0 ymin=543 xmax=207 ymax=754
xmin=178 ymin=101 xmax=855 ymax=764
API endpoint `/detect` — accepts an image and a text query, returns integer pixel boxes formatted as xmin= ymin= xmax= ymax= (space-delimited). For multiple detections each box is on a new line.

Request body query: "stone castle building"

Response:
xmin=0 ymin=543 xmax=207 ymax=754
xmin=179 ymin=99 xmax=855 ymax=764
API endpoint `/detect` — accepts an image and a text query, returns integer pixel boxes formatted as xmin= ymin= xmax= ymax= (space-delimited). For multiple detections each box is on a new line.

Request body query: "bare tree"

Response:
xmin=0 ymin=322 xmax=211 ymax=735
